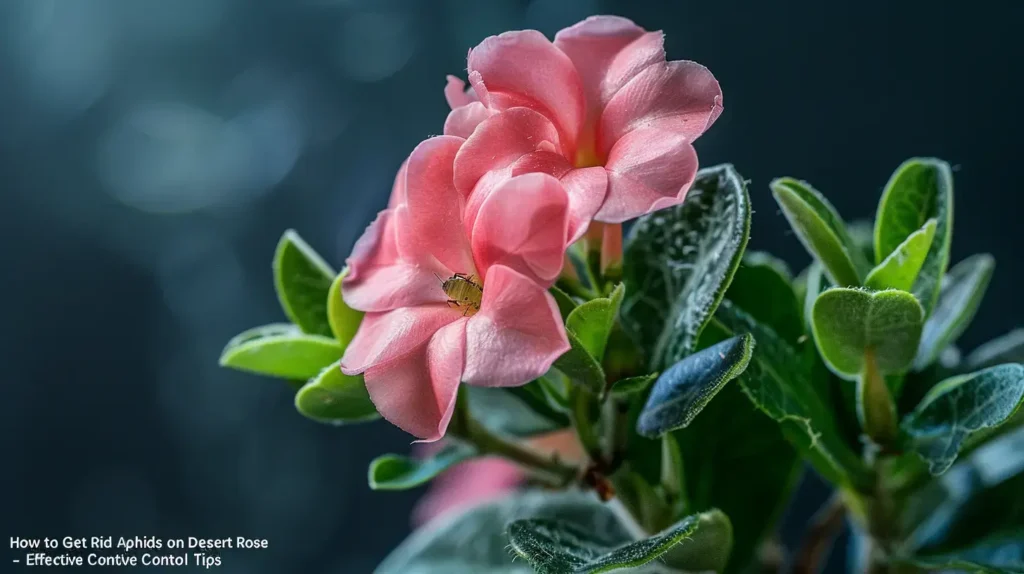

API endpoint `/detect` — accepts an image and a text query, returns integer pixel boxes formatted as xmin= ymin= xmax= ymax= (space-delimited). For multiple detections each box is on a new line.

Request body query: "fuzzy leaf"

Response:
xmin=368 ymin=442 xmax=476 ymax=491
xmin=802 ymin=261 xmax=829 ymax=333
xmin=507 ymin=509 xmax=732 ymax=574
xmin=811 ymin=288 xmax=924 ymax=379
xmin=903 ymin=364 xmax=1024 ymax=474
xmin=864 ymin=219 xmax=937 ymax=291
xmin=901 ymin=531 xmax=1024 ymax=574
xmin=966 ymin=329 xmax=1024 ymax=371
xmin=771 ymin=177 xmax=865 ymax=287
xmin=874 ymin=158 xmax=954 ymax=316
xmin=725 ymin=252 xmax=804 ymax=344
xmin=622 ymin=164 xmax=751 ymax=370
xmin=466 ymin=385 xmax=568 ymax=438
xmin=610 ymin=374 xmax=658 ymax=398
xmin=636 ymin=335 xmax=754 ymax=438
xmin=274 ymin=230 xmax=336 ymax=336
xmin=376 ymin=491 xmax=635 ymax=574
xmin=554 ymin=330 xmax=606 ymax=393
xmin=219 ymin=323 xmax=342 ymax=380
xmin=294 ymin=362 xmax=378 ymax=424
xmin=567 ymin=284 xmax=624 ymax=361
xmin=327 ymin=268 xmax=363 ymax=349
xmin=550 ymin=285 xmax=579 ymax=321
xmin=914 ymin=254 xmax=996 ymax=371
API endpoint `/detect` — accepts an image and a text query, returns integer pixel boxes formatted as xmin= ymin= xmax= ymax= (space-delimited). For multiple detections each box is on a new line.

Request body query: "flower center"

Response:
xmin=574 ymin=142 xmax=603 ymax=169
xmin=441 ymin=273 xmax=483 ymax=317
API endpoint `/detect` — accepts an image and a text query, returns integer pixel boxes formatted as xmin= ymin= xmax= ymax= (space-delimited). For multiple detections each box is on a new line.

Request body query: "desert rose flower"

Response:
xmin=445 ymin=15 xmax=723 ymax=224
xmin=341 ymin=136 xmax=572 ymax=441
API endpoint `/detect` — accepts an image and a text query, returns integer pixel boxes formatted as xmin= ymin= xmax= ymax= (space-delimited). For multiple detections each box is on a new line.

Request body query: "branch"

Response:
xmin=792 ymin=494 xmax=847 ymax=574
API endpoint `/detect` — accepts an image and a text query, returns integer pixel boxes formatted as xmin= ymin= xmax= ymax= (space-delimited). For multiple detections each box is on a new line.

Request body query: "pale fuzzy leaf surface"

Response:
xmin=294 ymin=362 xmax=378 ymax=424
xmin=636 ymin=335 xmax=754 ymax=438
xmin=966 ymin=329 xmax=1024 ymax=371
xmin=771 ymin=177 xmax=866 ymax=287
xmin=376 ymin=491 xmax=638 ymax=574
xmin=274 ymin=229 xmax=336 ymax=336
xmin=622 ymin=164 xmax=751 ymax=371
xmin=219 ymin=323 xmax=342 ymax=380
xmin=903 ymin=364 xmax=1024 ymax=474
xmin=369 ymin=442 xmax=477 ymax=491
xmin=567 ymin=284 xmax=624 ymax=361
xmin=864 ymin=219 xmax=937 ymax=292
xmin=914 ymin=254 xmax=996 ymax=371
xmin=725 ymin=252 xmax=803 ymax=344
xmin=507 ymin=510 xmax=732 ymax=574
xmin=327 ymin=268 xmax=363 ymax=349
xmin=901 ymin=531 xmax=1024 ymax=574
xmin=811 ymin=288 xmax=924 ymax=378
xmin=873 ymin=158 xmax=954 ymax=317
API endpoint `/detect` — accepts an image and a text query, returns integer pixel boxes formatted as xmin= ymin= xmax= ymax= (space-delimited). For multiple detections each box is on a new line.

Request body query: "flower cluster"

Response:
xmin=340 ymin=15 xmax=723 ymax=441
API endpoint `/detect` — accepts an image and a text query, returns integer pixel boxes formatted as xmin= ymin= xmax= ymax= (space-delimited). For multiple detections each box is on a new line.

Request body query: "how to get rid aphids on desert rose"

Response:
xmin=218 ymin=15 xmax=1024 ymax=574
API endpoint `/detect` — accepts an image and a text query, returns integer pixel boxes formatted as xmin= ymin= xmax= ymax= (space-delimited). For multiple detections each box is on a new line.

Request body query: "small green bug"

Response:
xmin=439 ymin=273 xmax=483 ymax=316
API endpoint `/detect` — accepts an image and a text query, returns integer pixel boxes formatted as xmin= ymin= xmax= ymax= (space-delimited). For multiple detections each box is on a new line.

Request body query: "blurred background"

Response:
xmin=1 ymin=0 xmax=1021 ymax=572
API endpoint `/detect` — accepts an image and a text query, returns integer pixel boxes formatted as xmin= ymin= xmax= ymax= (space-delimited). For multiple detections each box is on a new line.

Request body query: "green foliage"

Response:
xmin=914 ymin=254 xmax=996 ymax=371
xmin=294 ymin=362 xmax=378 ymax=425
xmin=609 ymin=374 xmax=657 ymax=398
xmin=901 ymin=531 xmax=1024 ymax=574
xmin=873 ymin=158 xmax=954 ymax=317
xmin=219 ymin=323 xmax=342 ymax=380
xmin=553 ymin=330 xmax=607 ymax=394
xmin=507 ymin=510 xmax=732 ymax=574
xmin=273 ymin=230 xmax=336 ymax=336
xmin=622 ymin=164 xmax=751 ymax=370
xmin=467 ymin=385 xmax=568 ymax=438
xmin=966 ymin=329 xmax=1024 ymax=370
xmin=902 ymin=364 xmax=1024 ymax=474
xmin=567 ymin=283 xmax=624 ymax=361
xmin=368 ymin=442 xmax=477 ymax=491
xmin=811 ymin=288 xmax=924 ymax=378
xmin=326 ymin=268 xmax=363 ymax=349
xmin=771 ymin=177 xmax=866 ymax=287
xmin=550 ymin=285 xmax=579 ymax=320
xmin=636 ymin=335 xmax=754 ymax=438
xmin=725 ymin=252 xmax=804 ymax=344
xmin=864 ymin=219 xmax=936 ymax=291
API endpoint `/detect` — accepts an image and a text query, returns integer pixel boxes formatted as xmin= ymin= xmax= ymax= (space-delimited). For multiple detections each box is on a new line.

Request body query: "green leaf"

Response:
xmin=376 ymin=491 xmax=635 ymax=574
xmin=609 ymin=374 xmax=658 ymax=398
xmin=966 ymin=329 xmax=1024 ymax=371
xmin=507 ymin=509 xmax=732 ymax=574
xmin=811 ymin=288 xmax=924 ymax=378
xmin=771 ymin=177 xmax=865 ymax=287
xmin=466 ymin=385 xmax=568 ymax=438
xmin=566 ymin=284 xmax=624 ymax=361
xmin=901 ymin=531 xmax=1024 ymax=574
xmin=219 ymin=323 xmax=342 ymax=379
xmin=368 ymin=443 xmax=476 ymax=491
xmin=636 ymin=335 xmax=754 ymax=438
xmin=622 ymin=164 xmax=751 ymax=370
xmin=914 ymin=254 xmax=996 ymax=371
xmin=903 ymin=364 xmax=1024 ymax=474
xmin=554 ymin=330 xmax=606 ymax=393
xmin=550 ymin=285 xmax=579 ymax=321
xmin=725 ymin=252 xmax=804 ymax=344
xmin=326 ymin=268 xmax=363 ymax=349
xmin=711 ymin=301 xmax=873 ymax=491
xmin=802 ymin=262 xmax=829 ymax=333
xmin=273 ymin=230 xmax=336 ymax=336
xmin=874 ymin=158 xmax=954 ymax=317
xmin=864 ymin=219 xmax=937 ymax=291
xmin=294 ymin=362 xmax=378 ymax=425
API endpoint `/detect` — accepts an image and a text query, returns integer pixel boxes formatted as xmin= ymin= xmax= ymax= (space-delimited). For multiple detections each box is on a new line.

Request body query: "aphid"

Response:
xmin=438 ymin=273 xmax=483 ymax=316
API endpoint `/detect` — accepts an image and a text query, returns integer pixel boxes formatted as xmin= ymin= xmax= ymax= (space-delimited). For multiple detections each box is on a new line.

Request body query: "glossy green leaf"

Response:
xmin=566 ymin=284 xmax=624 ymax=361
xmin=609 ymin=374 xmax=658 ymax=398
xmin=771 ymin=177 xmax=865 ymax=287
xmin=273 ymin=230 xmax=336 ymax=336
xmin=874 ymin=158 xmax=954 ymax=316
xmin=219 ymin=323 xmax=342 ymax=379
xmin=901 ymin=531 xmax=1024 ymax=574
xmin=725 ymin=252 xmax=803 ymax=344
xmin=864 ymin=219 xmax=937 ymax=291
xmin=376 ymin=491 xmax=635 ymax=574
xmin=903 ymin=364 xmax=1024 ymax=474
xmin=466 ymin=385 xmax=568 ymax=438
xmin=368 ymin=442 xmax=476 ymax=491
xmin=294 ymin=362 xmax=378 ymax=424
xmin=914 ymin=254 xmax=996 ymax=371
xmin=636 ymin=335 xmax=754 ymax=438
xmin=550 ymin=285 xmax=579 ymax=321
xmin=811 ymin=288 xmax=924 ymax=378
xmin=622 ymin=164 xmax=751 ymax=370
xmin=507 ymin=509 xmax=732 ymax=574
xmin=326 ymin=268 xmax=362 ymax=349
xmin=966 ymin=329 xmax=1024 ymax=371
xmin=711 ymin=301 xmax=873 ymax=491
xmin=554 ymin=330 xmax=606 ymax=393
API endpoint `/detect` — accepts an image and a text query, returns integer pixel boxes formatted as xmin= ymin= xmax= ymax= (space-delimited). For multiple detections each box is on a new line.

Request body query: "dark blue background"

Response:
xmin=2 ymin=0 xmax=1021 ymax=572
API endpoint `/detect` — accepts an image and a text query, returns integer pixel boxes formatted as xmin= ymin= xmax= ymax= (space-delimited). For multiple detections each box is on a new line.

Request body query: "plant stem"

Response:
xmin=858 ymin=348 xmax=898 ymax=447
xmin=570 ymin=386 xmax=603 ymax=462
xmin=792 ymin=494 xmax=847 ymax=574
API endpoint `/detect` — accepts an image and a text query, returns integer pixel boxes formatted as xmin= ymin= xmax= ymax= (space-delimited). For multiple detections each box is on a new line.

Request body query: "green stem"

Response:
xmin=570 ymin=387 xmax=603 ymax=463
xmin=859 ymin=348 xmax=898 ymax=448
xmin=603 ymin=396 xmax=631 ymax=475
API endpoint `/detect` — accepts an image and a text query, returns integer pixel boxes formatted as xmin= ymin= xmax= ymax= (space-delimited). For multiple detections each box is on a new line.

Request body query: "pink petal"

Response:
xmin=404 ymin=136 xmax=478 ymax=276
xmin=443 ymin=101 xmax=492 ymax=139
xmin=341 ymin=305 xmax=459 ymax=374
xmin=412 ymin=456 xmax=522 ymax=526
xmin=453 ymin=107 xmax=562 ymax=197
xmin=361 ymin=318 xmax=467 ymax=441
xmin=387 ymin=158 xmax=409 ymax=209
xmin=444 ymin=75 xmax=478 ymax=109
xmin=463 ymin=265 xmax=570 ymax=387
xmin=597 ymin=127 xmax=699 ymax=222
xmin=467 ymin=30 xmax=584 ymax=152
xmin=470 ymin=173 xmax=570 ymax=285
xmin=599 ymin=60 xmax=723 ymax=156
xmin=558 ymin=166 xmax=606 ymax=243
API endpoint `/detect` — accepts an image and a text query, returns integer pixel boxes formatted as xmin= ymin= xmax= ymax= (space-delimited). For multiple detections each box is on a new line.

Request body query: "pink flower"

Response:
xmin=445 ymin=15 xmax=723 ymax=224
xmin=341 ymin=136 xmax=572 ymax=441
